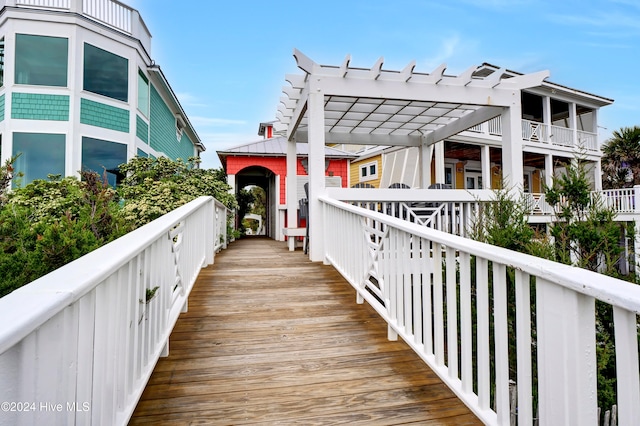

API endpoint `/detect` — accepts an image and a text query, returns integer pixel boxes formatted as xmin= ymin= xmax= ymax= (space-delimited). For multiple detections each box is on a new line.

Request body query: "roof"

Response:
xmin=217 ymin=137 xmax=358 ymax=166
xmin=476 ymin=63 xmax=614 ymax=106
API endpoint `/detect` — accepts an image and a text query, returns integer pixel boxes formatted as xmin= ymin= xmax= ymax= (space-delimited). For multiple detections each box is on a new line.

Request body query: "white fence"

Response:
xmin=0 ymin=196 xmax=228 ymax=426
xmin=7 ymin=0 xmax=151 ymax=51
xmin=328 ymin=188 xmax=492 ymax=237
xmin=320 ymin=195 xmax=640 ymax=426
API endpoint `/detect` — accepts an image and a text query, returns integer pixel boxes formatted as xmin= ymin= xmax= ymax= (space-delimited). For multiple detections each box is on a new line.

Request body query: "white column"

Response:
xmin=420 ymin=142 xmax=433 ymax=188
xmin=501 ymin=105 xmax=524 ymax=193
xmin=227 ymin=174 xmax=237 ymax=232
xmin=307 ymin=91 xmax=326 ymax=262
xmin=594 ymin=159 xmax=602 ymax=191
xmin=286 ymin=139 xmax=297 ymax=251
xmin=434 ymin=141 xmax=445 ymax=184
xmin=543 ymin=96 xmax=552 ymax=145
xmin=544 ymin=154 xmax=553 ymax=189
xmin=481 ymin=145 xmax=491 ymax=189
xmin=570 ymin=102 xmax=578 ymax=148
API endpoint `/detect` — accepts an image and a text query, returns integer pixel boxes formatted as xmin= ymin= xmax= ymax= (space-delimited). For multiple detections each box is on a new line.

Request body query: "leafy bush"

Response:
xmin=0 ymin=171 xmax=131 ymax=297
xmin=117 ymin=156 xmax=236 ymax=227
xmin=0 ymin=156 xmax=236 ymax=298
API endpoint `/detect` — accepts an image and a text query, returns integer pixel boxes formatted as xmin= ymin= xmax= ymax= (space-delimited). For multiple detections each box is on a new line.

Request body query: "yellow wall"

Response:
xmin=350 ymin=155 xmax=382 ymax=188
xmin=455 ymin=162 xmax=465 ymax=189
xmin=532 ymin=170 xmax=542 ymax=193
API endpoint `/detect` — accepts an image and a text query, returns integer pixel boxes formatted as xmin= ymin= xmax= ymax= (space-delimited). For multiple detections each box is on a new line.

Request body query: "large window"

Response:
xmin=81 ymin=137 xmax=127 ymax=186
xmin=83 ymin=43 xmax=128 ymax=102
xmin=137 ymin=70 xmax=149 ymax=116
xmin=13 ymin=133 xmax=65 ymax=186
xmin=15 ymin=34 xmax=68 ymax=86
xmin=0 ymin=37 xmax=4 ymax=86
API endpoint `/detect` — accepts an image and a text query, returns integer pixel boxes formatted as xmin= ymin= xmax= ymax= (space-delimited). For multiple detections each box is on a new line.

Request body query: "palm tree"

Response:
xmin=601 ymin=126 xmax=640 ymax=188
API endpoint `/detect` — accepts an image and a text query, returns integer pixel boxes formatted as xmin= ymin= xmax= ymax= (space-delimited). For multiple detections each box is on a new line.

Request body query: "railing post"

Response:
xmin=222 ymin=207 xmax=228 ymax=249
xmin=205 ymin=198 xmax=214 ymax=266
xmin=536 ymin=278 xmax=597 ymax=425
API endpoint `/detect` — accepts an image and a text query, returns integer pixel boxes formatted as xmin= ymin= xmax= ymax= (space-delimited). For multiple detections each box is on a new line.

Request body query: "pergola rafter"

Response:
xmin=276 ymin=48 xmax=550 ymax=261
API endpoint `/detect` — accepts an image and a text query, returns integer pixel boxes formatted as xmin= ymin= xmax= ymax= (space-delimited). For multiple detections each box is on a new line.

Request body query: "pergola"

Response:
xmin=276 ymin=49 xmax=549 ymax=261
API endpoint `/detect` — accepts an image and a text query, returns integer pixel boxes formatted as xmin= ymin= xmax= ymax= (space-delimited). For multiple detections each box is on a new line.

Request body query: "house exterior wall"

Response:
xmin=226 ymin=155 xmax=350 ymax=205
xmin=0 ymin=3 xmax=201 ymax=185
xmin=350 ymin=155 xmax=382 ymax=188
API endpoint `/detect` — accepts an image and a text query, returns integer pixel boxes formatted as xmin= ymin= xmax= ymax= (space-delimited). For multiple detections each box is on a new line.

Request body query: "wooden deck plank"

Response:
xmin=130 ymin=237 xmax=481 ymax=425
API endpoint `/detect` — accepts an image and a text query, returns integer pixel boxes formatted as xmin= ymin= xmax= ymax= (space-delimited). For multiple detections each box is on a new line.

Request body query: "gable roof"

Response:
xmin=217 ymin=137 xmax=357 ymax=168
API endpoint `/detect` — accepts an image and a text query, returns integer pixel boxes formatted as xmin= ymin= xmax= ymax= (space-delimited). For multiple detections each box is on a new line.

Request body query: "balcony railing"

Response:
xmin=4 ymin=0 xmax=151 ymax=52
xmin=0 ymin=196 xmax=228 ymax=426
xmin=320 ymin=193 xmax=640 ymax=425
xmin=467 ymin=118 xmax=599 ymax=152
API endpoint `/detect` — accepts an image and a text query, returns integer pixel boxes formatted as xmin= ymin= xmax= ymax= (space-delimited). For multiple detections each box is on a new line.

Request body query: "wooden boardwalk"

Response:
xmin=130 ymin=237 xmax=481 ymax=425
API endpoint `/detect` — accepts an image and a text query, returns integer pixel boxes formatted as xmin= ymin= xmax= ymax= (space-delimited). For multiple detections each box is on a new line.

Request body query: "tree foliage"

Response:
xmin=0 ymin=156 xmax=236 ymax=298
xmin=601 ymin=126 xmax=640 ymax=189
xmin=0 ymin=171 xmax=130 ymax=297
xmin=117 ymin=156 xmax=236 ymax=227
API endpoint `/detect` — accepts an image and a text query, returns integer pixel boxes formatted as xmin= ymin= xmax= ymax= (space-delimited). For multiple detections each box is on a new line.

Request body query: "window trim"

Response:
xmin=360 ymin=160 xmax=378 ymax=182
xmin=137 ymin=69 xmax=150 ymax=117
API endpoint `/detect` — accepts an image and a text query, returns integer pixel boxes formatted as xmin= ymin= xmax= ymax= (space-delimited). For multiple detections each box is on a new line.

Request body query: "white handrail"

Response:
xmin=320 ymin=195 xmax=640 ymax=426
xmin=0 ymin=196 xmax=228 ymax=426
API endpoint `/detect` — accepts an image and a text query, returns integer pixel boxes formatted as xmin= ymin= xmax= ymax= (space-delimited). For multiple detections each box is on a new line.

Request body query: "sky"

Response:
xmin=126 ymin=0 xmax=640 ymax=169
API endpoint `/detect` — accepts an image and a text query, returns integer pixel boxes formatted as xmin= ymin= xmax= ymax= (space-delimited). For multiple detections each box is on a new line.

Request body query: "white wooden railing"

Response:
xmin=329 ymin=188 xmax=493 ymax=237
xmin=468 ymin=118 xmax=599 ymax=152
xmin=6 ymin=0 xmax=151 ymax=52
xmin=0 ymin=196 xmax=228 ymax=426
xmin=320 ymin=195 xmax=640 ymax=426
xmin=596 ymin=187 xmax=639 ymax=214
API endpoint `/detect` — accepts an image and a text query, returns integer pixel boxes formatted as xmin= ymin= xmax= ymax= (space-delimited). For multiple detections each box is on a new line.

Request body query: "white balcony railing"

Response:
xmin=468 ymin=118 xmax=598 ymax=152
xmin=0 ymin=196 xmax=228 ymax=426
xmin=7 ymin=0 xmax=151 ymax=52
xmin=321 ymin=194 xmax=640 ymax=426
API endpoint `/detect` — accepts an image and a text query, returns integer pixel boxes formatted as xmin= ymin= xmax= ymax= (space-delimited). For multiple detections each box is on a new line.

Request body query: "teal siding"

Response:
xmin=11 ymin=93 xmax=69 ymax=121
xmin=80 ymin=98 xmax=129 ymax=132
xmin=149 ymin=85 xmax=195 ymax=160
xmin=136 ymin=114 xmax=149 ymax=143
xmin=0 ymin=94 xmax=4 ymax=122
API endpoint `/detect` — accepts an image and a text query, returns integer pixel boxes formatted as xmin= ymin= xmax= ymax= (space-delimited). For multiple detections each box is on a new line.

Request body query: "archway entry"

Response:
xmin=233 ymin=165 xmax=277 ymax=240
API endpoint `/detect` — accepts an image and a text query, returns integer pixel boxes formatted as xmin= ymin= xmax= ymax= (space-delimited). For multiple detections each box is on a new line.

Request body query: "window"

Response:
xmin=15 ymin=34 xmax=68 ymax=86
xmin=13 ymin=133 xmax=65 ymax=186
xmin=137 ymin=70 xmax=149 ymax=116
xmin=360 ymin=161 xmax=378 ymax=182
xmin=0 ymin=38 xmax=4 ymax=86
xmin=83 ymin=43 xmax=128 ymax=102
xmin=82 ymin=137 xmax=127 ymax=187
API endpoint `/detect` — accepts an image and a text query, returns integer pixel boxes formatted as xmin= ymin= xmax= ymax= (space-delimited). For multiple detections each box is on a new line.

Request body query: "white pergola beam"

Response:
xmin=308 ymin=74 xmax=517 ymax=107
xmin=425 ymin=106 xmax=504 ymax=145
xmin=294 ymin=130 xmax=422 ymax=147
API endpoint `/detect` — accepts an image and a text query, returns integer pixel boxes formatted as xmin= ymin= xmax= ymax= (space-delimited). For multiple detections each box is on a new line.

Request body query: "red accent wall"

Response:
xmin=226 ymin=156 xmax=350 ymax=205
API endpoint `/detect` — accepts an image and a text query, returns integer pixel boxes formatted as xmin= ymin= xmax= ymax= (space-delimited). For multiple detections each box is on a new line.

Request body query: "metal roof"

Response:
xmin=217 ymin=137 xmax=358 ymax=159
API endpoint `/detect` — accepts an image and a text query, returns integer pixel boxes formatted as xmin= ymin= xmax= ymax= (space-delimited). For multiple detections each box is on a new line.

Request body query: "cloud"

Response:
xmin=175 ymin=92 xmax=209 ymax=108
xmin=423 ymin=34 xmax=463 ymax=72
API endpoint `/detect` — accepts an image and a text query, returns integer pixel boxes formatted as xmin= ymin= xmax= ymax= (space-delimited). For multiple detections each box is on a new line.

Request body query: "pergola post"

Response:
xmin=420 ymin=142 xmax=433 ymax=188
xmin=434 ymin=141 xmax=445 ymax=185
xmin=501 ymin=105 xmax=524 ymax=193
xmin=481 ymin=145 xmax=491 ymax=189
xmin=307 ymin=90 xmax=327 ymax=262
xmin=286 ymin=139 xmax=297 ymax=251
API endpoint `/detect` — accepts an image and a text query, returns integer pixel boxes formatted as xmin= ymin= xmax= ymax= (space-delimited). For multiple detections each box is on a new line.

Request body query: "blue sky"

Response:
xmin=127 ymin=0 xmax=640 ymax=169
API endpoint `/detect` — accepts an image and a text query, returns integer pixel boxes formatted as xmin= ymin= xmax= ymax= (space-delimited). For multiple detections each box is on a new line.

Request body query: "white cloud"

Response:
xmin=175 ymin=92 xmax=209 ymax=108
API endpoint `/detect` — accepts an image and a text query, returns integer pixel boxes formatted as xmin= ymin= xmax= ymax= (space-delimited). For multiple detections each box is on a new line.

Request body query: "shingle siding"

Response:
xmin=80 ymin=98 xmax=129 ymax=132
xmin=136 ymin=114 xmax=149 ymax=143
xmin=149 ymin=85 xmax=194 ymax=160
xmin=11 ymin=93 xmax=69 ymax=121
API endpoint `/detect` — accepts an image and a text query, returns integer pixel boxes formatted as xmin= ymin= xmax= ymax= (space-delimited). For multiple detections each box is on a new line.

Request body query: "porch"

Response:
xmin=130 ymin=237 xmax=481 ymax=424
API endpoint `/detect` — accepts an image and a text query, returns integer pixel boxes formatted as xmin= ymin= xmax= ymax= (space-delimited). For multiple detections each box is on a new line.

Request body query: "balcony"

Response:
xmin=2 ymin=0 xmax=151 ymax=52
xmin=466 ymin=117 xmax=599 ymax=152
